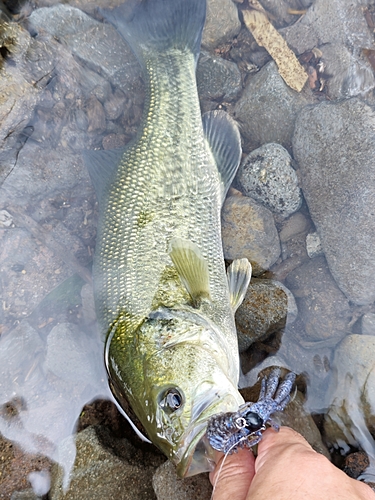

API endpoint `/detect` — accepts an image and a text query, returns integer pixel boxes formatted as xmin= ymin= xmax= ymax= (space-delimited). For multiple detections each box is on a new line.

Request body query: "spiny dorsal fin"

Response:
xmin=227 ymin=258 xmax=252 ymax=312
xmin=202 ymin=110 xmax=242 ymax=203
xmin=169 ymin=237 xmax=211 ymax=302
xmin=83 ymin=147 xmax=126 ymax=203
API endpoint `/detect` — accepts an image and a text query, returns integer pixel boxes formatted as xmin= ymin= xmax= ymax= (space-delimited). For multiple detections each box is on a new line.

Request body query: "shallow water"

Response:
xmin=1 ymin=0 xmax=375 ymax=497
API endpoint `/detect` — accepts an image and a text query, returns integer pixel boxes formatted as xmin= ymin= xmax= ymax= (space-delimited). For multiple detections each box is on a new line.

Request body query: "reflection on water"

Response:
xmin=0 ymin=320 xmax=109 ymax=490
xmin=1 ymin=0 xmax=375 ymax=496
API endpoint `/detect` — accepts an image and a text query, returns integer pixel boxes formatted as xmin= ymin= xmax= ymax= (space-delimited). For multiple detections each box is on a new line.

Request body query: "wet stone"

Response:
xmin=343 ymin=452 xmax=370 ymax=480
xmin=235 ymin=278 xmax=297 ymax=352
xmin=286 ymin=256 xmax=351 ymax=345
xmin=320 ymin=43 xmax=375 ymax=100
xmin=293 ymin=98 xmax=375 ymax=305
xmin=152 ymin=461 xmax=212 ymax=500
xmin=282 ymin=0 xmax=375 ymax=56
xmin=0 ymin=431 xmax=52 ymax=500
xmin=361 ymin=313 xmax=375 ymax=336
xmin=324 ymin=335 xmax=375 ymax=455
xmin=221 ymin=194 xmax=281 ymax=275
xmin=197 ymin=50 xmax=242 ymax=103
xmin=236 ymin=143 xmax=302 ymax=218
xmin=104 ymin=88 xmax=127 ymax=121
xmin=10 ymin=489 xmax=43 ymax=500
xmin=49 ymin=426 xmax=164 ymax=500
xmin=86 ymin=95 xmax=106 ymax=134
xmin=202 ymin=0 xmax=241 ymax=50
xmin=234 ymin=62 xmax=314 ymax=152
xmin=306 ymin=232 xmax=323 ymax=259
xmin=278 ymin=212 xmax=311 ymax=243
xmin=28 ymin=4 xmax=142 ymax=94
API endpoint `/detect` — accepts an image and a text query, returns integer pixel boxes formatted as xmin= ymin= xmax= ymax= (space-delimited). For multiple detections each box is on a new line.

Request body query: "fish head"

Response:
xmin=106 ymin=307 xmax=244 ymax=477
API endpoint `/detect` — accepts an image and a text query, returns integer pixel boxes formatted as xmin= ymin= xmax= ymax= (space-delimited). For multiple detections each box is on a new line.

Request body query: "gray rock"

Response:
xmin=324 ymin=335 xmax=375 ymax=457
xmin=104 ymin=88 xmax=127 ymax=121
xmin=234 ymin=62 xmax=314 ymax=152
xmin=306 ymin=232 xmax=323 ymax=259
xmin=50 ymin=426 xmax=164 ymax=500
xmin=236 ymin=143 xmax=302 ymax=217
xmin=202 ymin=0 xmax=241 ymax=50
xmin=0 ymin=24 xmax=41 ymax=184
xmin=197 ymin=50 xmax=242 ymax=103
xmin=153 ymin=461 xmax=212 ymax=500
xmin=0 ymin=141 xmax=89 ymax=203
xmin=361 ymin=313 xmax=375 ymax=336
xmin=254 ymin=0 xmax=302 ymax=28
xmin=283 ymin=0 xmax=375 ymax=55
xmin=320 ymin=43 xmax=375 ymax=100
xmin=28 ymin=5 xmax=141 ymax=93
xmin=11 ymin=490 xmax=42 ymax=500
xmin=279 ymin=212 xmax=311 ymax=243
xmin=286 ymin=256 xmax=351 ymax=345
xmin=235 ymin=278 xmax=297 ymax=351
xmin=293 ymin=98 xmax=375 ymax=305
xmin=221 ymin=194 xmax=281 ymax=275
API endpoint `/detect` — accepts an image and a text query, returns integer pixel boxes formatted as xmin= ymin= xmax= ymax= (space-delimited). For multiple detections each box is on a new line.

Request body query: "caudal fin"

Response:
xmin=100 ymin=0 xmax=206 ymax=66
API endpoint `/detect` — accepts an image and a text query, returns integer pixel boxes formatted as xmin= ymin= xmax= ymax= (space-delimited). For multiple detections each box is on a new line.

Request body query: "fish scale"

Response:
xmin=94 ymin=53 xmax=231 ymax=340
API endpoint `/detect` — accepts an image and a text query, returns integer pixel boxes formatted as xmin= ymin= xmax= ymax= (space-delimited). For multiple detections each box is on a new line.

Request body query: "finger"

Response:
xmin=210 ymin=447 xmax=255 ymax=500
xmin=255 ymin=426 xmax=314 ymax=472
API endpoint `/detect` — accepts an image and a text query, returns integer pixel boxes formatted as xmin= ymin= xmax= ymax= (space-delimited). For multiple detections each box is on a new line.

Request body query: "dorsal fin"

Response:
xmin=169 ymin=237 xmax=211 ymax=303
xmin=202 ymin=110 xmax=242 ymax=203
xmin=83 ymin=148 xmax=126 ymax=203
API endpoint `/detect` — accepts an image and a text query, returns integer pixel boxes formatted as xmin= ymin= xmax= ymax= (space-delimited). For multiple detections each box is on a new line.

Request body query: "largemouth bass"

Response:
xmin=85 ymin=0 xmax=251 ymax=477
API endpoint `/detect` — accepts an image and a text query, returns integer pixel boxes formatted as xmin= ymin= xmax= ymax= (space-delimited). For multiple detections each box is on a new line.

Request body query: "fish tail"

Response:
xmin=100 ymin=0 xmax=206 ymax=67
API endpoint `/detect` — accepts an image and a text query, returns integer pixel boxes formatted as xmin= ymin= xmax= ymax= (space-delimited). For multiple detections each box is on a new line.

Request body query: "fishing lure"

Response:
xmin=206 ymin=368 xmax=296 ymax=454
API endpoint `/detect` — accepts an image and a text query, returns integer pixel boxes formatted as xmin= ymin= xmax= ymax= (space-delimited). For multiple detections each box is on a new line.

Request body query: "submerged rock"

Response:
xmin=234 ymin=62 xmax=314 ymax=152
xmin=286 ymin=257 xmax=351 ymax=345
xmin=197 ymin=50 xmax=242 ymax=104
xmin=202 ymin=0 xmax=241 ymax=50
xmin=320 ymin=43 xmax=375 ymax=100
xmin=293 ymin=98 xmax=375 ymax=305
xmin=221 ymin=194 xmax=280 ymax=275
xmin=28 ymin=4 xmax=141 ymax=94
xmin=283 ymin=0 xmax=375 ymax=57
xmin=236 ymin=143 xmax=302 ymax=218
xmin=324 ymin=335 xmax=375 ymax=459
xmin=50 ymin=426 xmax=163 ymax=500
xmin=235 ymin=278 xmax=297 ymax=352
xmin=153 ymin=461 xmax=212 ymax=500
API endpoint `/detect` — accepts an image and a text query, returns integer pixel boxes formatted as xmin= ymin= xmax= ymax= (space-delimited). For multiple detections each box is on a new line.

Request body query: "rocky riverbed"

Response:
xmin=1 ymin=0 xmax=375 ymax=497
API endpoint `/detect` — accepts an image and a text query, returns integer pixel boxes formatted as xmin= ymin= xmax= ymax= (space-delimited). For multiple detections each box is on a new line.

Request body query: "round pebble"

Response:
xmin=236 ymin=143 xmax=302 ymax=218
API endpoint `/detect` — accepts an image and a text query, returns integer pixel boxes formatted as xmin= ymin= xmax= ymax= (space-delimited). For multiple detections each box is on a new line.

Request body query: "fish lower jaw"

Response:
xmin=175 ymin=394 xmax=243 ymax=477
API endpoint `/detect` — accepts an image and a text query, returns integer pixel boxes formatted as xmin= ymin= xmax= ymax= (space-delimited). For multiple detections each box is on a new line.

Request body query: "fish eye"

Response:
xmin=159 ymin=388 xmax=184 ymax=413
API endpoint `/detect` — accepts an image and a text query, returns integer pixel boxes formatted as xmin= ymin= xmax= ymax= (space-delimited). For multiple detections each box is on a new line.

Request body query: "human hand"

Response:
xmin=210 ymin=426 xmax=375 ymax=500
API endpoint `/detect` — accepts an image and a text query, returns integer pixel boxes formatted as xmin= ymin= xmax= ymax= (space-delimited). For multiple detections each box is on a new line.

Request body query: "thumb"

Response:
xmin=209 ymin=447 xmax=256 ymax=500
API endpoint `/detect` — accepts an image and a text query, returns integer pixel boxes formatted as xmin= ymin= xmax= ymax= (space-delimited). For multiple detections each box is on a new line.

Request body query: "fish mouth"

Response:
xmin=174 ymin=392 xmax=241 ymax=477
xmin=175 ymin=420 xmax=215 ymax=477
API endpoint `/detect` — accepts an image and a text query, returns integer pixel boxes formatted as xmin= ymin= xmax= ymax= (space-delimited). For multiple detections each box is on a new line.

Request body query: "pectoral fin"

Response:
xmin=169 ymin=238 xmax=211 ymax=302
xmin=227 ymin=258 xmax=252 ymax=312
